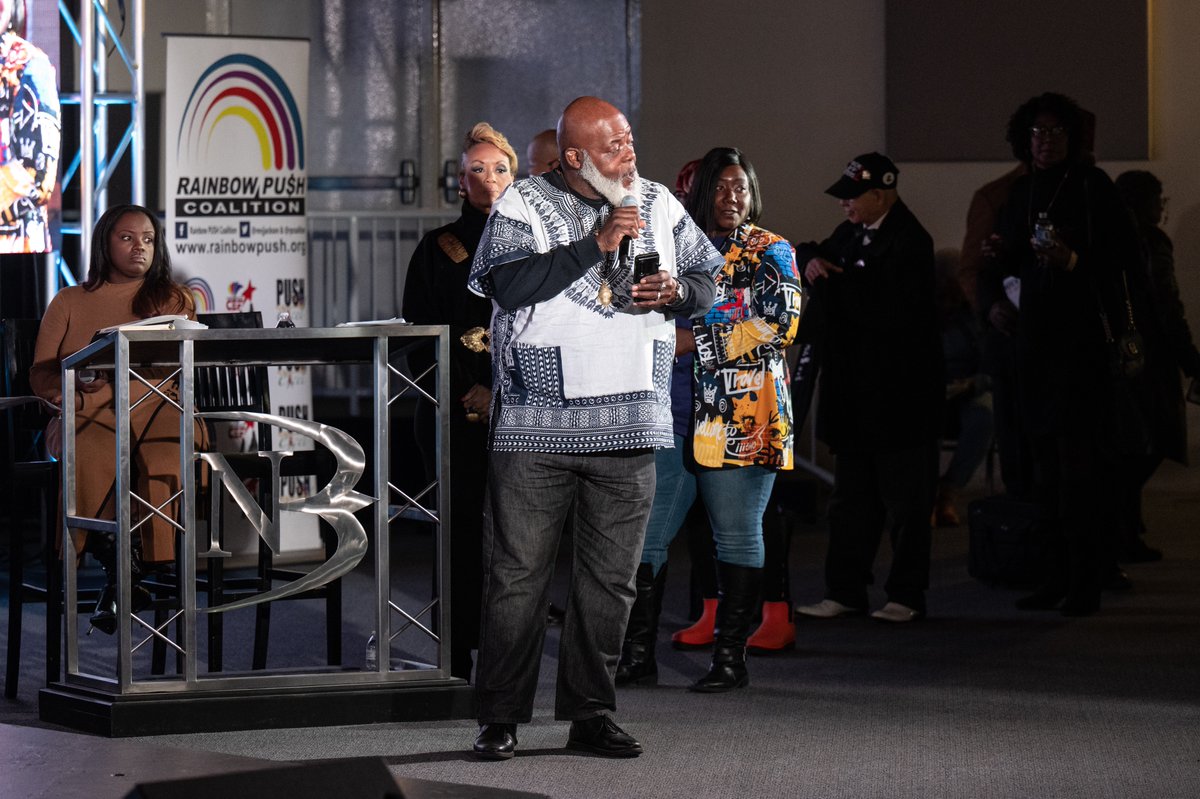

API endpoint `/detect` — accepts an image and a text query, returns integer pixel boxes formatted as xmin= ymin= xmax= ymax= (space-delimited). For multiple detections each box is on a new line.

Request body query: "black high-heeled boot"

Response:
xmin=86 ymin=534 xmax=152 ymax=635
xmin=616 ymin=563 xmax=667 ymax=686
xmin=689 ymin=561 xmax=761 ymax=693
xmin=91 ymin=583 xmax=154 ymax=635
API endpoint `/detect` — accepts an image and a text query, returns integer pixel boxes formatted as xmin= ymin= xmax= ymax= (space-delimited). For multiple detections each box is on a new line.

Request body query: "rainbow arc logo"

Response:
xmin=177 ymin=53 xmax=304 ymax=170
xmin=185 ymin=277 xmax=215 ymax=313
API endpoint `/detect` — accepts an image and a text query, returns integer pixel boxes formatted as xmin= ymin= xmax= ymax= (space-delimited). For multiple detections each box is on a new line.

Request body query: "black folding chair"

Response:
xmin=1 ymin=318 xmax=100 ymax=698
xmin=195 ymin=312 xmax=340 ymax=672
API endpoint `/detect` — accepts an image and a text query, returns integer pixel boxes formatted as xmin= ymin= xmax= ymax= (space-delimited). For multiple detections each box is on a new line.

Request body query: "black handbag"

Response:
xmin=1081 ymin=182 xmax=1152 ymax=456
xmin=1095 ymin=270 xmax=1153 ymax=456
xmin=1097 ymin=270 xmax=1145 ymax=380
xmin=967 ymin=495 xmax=1046 ymax=585
xmin=1084 ymin=181 xmax=1145 ymax=380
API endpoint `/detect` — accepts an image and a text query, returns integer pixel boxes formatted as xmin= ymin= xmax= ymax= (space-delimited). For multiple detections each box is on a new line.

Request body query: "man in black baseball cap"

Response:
xmin=808 ymin=153 xmax=903 ymax=262
xmin=793 ymin=151 xmax=943 ymax=625
xmin=825 ymin=152 xmax=899 ymax=199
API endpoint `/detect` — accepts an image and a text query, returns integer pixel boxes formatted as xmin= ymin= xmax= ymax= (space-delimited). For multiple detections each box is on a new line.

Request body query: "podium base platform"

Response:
xmin=39 ymin=679 xmax=476 ymax=737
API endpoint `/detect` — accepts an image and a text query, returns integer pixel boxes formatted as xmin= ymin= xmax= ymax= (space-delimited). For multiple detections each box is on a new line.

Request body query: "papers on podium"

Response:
xmin=96 ymin=314 xmax=209 ymax=335
xmin=0 ymin=395 xmax=60 ymax=413
xmin=335 ymin=317 xmax=409 ymax=327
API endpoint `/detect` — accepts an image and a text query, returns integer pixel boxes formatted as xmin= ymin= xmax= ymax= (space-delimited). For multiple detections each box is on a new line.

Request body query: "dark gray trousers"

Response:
xmin=475 ymin=448 xmax=654 ymax=723
xmin=825 ymin=442 xmax=938 ymax=613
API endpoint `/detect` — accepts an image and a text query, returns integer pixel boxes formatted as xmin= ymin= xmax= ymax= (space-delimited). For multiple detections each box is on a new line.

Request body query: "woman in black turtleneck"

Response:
xmin=402 ymin=122 xmax=516 ymax=680
xmin=980 ymin=92 xmax=1144 ymax=616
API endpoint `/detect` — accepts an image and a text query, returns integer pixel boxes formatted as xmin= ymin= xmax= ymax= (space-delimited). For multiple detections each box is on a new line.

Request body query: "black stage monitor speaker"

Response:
xmin=124 ymin=758 xmax=405 ymax=799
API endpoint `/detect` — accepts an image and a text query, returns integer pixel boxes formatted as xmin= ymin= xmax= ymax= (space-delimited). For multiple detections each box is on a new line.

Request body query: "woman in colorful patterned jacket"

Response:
xmin=617 ymin=147 xmax=802 ymax=693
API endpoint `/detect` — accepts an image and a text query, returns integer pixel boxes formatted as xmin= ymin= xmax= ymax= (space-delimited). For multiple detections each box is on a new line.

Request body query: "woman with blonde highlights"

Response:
xmin=402 ymin=122 xmax=516 ymax=680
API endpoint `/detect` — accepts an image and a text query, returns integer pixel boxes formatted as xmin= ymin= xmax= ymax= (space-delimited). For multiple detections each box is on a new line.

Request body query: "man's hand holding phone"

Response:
xmin=631 ymin=252 xmax=679 ymax=309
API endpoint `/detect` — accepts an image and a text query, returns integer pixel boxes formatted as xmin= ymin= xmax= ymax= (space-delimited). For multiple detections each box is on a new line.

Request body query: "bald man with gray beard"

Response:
xmin=467 ymin=96 xmax=721 ymax=760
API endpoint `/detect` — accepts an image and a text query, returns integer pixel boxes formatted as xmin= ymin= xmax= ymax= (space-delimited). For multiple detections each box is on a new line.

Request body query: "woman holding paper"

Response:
xmin=30 ymin=204 xmax=203 ymax=634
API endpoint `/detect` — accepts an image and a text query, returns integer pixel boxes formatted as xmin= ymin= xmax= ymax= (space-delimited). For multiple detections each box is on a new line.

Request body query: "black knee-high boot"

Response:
xmin=86 ymin=533 xmax=152 ymax=635
xmin=689 ymin=561 xmax=761 ymax=693
xmin=616 ymin=563 xmax=667 ymax=686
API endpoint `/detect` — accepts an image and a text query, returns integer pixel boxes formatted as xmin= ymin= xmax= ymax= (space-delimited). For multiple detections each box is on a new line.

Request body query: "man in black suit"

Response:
xmin=793 ymin=152 xmax=943 ymax=623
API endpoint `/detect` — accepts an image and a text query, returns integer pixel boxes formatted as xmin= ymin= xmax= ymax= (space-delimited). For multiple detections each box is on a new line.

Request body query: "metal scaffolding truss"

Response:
xmin=54 ymin=0 xmax=145 ymax=290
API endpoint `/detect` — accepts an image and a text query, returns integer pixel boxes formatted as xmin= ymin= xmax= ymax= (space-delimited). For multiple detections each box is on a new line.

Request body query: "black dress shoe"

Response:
xmin=473 ymin=723 xmax=517 ymax=760
xmin=565 ymin=715 xmax=642 ymax=758
xmin=1015 ymin=588 xmax=1065 ymax=611
xmin=1060 ymin=594 xmax=1100 ymax=617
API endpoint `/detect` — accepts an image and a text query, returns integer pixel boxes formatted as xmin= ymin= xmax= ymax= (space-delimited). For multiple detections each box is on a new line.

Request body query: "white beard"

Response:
xmin=579 ymin=151 xmax=639 ymax=207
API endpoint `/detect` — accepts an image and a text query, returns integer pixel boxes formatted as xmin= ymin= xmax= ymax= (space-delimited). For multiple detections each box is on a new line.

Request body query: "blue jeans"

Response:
xmin=639 ymin=435 xmax=774 ymax=573
xmin=475 ymin=449 xmax=654 ymax=723
xmin=942 ymin=389 xmax=994 ymax=488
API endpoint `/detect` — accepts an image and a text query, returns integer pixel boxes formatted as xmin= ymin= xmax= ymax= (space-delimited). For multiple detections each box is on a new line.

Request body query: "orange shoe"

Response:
xmin=934 ymin=500 xmax=961 ymax=527
xmin=932 ymin=483 xmax=961 ymax=527
xmin=671 ymin=598 xmax=717 ymax=650
xmin=747 ymin=601 xmax=796 ymax=654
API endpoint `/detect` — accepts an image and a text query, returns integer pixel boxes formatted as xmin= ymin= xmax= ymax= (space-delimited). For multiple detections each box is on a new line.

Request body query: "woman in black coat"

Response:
xmin=981 ymin=93 xmax=1145 ymax=616
xmin=402 ymin=122 xmax=516 ymax=679
xmin=1113 ymin=170 xmax=1200 ymax=562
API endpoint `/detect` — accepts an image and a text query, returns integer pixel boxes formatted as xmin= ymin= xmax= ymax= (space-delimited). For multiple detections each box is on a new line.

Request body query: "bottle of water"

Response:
xmin=364 ymin=631 xmax=378 ymax=671
xmin=1033 ymin=212 xmax=1055 ymax=250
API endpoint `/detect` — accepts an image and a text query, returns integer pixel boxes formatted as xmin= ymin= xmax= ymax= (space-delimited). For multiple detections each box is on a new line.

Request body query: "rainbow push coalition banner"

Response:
xmin=166 ymin=35 xmax=318 ymax=556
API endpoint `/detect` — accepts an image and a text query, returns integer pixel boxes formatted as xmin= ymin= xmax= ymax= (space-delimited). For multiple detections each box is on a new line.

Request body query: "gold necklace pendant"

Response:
xmin=597 ymin=280 xmax=613 ymax=307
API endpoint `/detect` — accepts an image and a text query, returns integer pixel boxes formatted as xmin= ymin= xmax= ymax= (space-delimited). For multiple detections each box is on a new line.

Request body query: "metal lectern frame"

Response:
xmin=54 ymin=324 xmax=452 ymax=697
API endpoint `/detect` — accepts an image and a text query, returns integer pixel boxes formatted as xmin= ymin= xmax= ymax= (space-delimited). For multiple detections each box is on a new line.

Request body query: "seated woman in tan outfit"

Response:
xmin=30 ymin=204 xmax=204 ymax=633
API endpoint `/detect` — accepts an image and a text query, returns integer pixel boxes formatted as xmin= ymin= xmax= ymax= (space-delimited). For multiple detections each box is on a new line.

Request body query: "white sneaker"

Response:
xmin=870 ymin=602 xmax=922 ymax=623
xmin=794 ymin=599 xmax=864 ymax=619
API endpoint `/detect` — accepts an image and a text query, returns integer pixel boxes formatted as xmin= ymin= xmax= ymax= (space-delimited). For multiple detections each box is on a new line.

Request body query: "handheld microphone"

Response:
xmin=617 ymin=194 xmax=638 ymax=270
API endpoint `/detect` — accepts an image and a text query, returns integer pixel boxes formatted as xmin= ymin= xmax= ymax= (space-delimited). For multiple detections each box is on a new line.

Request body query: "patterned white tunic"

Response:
xmin=469 ymin=174 xmax=721 ymax=453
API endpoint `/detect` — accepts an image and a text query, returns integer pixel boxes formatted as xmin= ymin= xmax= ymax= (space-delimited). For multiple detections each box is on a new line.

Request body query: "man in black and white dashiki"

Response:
xmin=467 ymin=96 xmax=721 ymax=760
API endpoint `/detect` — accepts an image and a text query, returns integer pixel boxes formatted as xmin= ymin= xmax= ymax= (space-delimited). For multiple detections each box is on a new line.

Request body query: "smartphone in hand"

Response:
xmin=633 ymin=252 xmax=660 ymax=283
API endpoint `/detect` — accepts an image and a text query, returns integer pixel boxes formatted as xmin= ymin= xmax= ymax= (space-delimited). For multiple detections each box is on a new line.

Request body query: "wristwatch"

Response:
xmin=668 ymin=277 xmax=688 ymax=308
